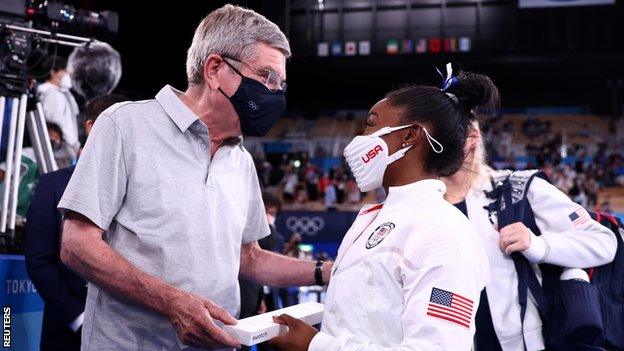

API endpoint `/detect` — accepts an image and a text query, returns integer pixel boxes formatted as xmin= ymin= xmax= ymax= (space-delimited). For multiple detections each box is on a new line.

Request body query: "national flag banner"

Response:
xmin=386 ymin=39 xmax=399 ymax=55
xmin=416 ymin=38 xmax=427 ymax=54
xmin=401 ymin=39 xmax=414 ymax=54
xmin=459 ymin=37 xmax=471 ymax=52
xmin=444 ymin=38 xmax=457 ymax=52
xmin=331 ymin=41 xmax=343 ymax=56
xmin=427 ymin=287 xmax=474 ymax=329
xmin=317 ymin=42 xmax=329 ymax=57
xmin=429 ymin=38 xmax=441 ymax=53
xmin=358 ymin=41 xmax=371 ymax=55
xmin=569 ymin=208 xmax=591 ymax=227
xmin=345 ymin=41 xmax=357 ymax=56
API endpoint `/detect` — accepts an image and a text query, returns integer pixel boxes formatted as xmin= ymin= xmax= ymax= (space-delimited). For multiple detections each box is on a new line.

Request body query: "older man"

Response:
xmin=59 ymin=5 xmax=330 ymax=351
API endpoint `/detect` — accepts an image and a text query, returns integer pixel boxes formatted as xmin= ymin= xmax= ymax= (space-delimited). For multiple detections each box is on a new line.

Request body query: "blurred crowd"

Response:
xmin=253 ymin=116 xmax=624 ymax=212
xmin=484 ymin=117 xmax=624 ymax=213
xmin=254 ymin=153 xmax=384 ymax=210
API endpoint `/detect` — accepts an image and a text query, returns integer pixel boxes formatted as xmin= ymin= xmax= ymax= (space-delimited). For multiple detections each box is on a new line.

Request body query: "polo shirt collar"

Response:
xmin=155 ymin=85 xmax=199 ymax=133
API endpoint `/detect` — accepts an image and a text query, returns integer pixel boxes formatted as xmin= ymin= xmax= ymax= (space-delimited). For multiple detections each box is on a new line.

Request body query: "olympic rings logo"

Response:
xmin=285 ymin=216 xmax=325 ymax=236
xmin=248 ymin=101 xmax=259 ymax=111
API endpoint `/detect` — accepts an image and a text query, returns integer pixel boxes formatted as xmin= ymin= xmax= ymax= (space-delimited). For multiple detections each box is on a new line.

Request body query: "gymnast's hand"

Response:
xmin=270 ymin=314 xmax=318 ymax=351
xmin=499 ymin=222 xmax=532 ymax=255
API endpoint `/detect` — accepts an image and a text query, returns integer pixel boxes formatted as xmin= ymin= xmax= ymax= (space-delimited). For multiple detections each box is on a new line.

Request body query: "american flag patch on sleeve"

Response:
xmin=568 ymin=208 xmax=590 ymax=228
xmin=426 ymin=287 xmax=474 ymax=329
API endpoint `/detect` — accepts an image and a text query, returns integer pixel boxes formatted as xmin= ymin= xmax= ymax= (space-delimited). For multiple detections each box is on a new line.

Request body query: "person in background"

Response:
xmin=238 ymin=192 xmax=285 ymax=351
xmin=586 ymin=176 xmax=599 ymax=208
xmin=25 ymin=94 xmax=127 ymax=351
xmin=344 ymin=179 xmax=361 ymax=204
xmin=283 ymin=166 xmax=298 ymax=202
xmin=569 ymin=177 xmax=588 ymax=207
xmin=324 ymin=178 xmax=338 ymax=210
xmin=58 ymin=6 xmax=332 ymax=350
xmin=441 ymin=72 xmax=615 ymax=351
xmin=261 ymin=192 xmax=287 ymax=311
xmin=67 ymin=41 xmax=123 ymax=143
xmin=261 ymin=192 xmax=286 ymax=262
xmin=47 ymin=122 xmax=77 ymax=168
xmin=271 ymin=69 xmax=491 ymax=351
xmin=37 ymin=55 xmax=80 ymax=151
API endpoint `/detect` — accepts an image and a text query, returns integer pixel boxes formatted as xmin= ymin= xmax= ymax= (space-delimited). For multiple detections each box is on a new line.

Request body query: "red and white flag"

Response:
xmin=568 ymin=208 xmax=591 ymax=228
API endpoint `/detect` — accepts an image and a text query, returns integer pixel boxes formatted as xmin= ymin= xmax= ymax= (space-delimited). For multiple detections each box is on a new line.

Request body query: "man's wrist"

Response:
xmin=314 ymin=260 xmax=325 ymax=286
xmin=322 ymin=262 xmax=332 ymax=284
xmin=157 ymin=284 xmax=185 ymax=317
xmin=522 ymin=233 xmax=548 ymax=263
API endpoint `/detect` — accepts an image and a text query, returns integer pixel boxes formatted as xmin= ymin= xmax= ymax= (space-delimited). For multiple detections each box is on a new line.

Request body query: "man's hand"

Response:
xmin=499 ymin=222 xmax=532 ymax=255
xmin=168 ymin=291 xmax=240 ymax=349
xmin=269 ymin=314 xmax=318 ymax=351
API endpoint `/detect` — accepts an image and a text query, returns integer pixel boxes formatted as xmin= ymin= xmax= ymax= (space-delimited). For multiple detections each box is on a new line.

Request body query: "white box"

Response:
xmin=223 ymin=302 xmax=324 ymax=346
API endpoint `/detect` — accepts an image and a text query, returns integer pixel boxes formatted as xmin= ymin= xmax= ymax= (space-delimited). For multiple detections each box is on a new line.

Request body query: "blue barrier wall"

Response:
xmin=276 ymin=211 xmax=624 ymax=258
xmin=0 ymin=255 xmax=43 ymax=351
xmin=276 ymin=211 xmax=358 ymax=257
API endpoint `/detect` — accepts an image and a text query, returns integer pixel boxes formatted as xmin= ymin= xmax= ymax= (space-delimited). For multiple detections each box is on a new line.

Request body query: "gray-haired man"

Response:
xmin=59 ymin=5 xmax=331 ymax=350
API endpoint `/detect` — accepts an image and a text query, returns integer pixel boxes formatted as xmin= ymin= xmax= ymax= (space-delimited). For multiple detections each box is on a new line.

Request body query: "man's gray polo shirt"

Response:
xmin=58 ymin=85 xmax=270 ymax=350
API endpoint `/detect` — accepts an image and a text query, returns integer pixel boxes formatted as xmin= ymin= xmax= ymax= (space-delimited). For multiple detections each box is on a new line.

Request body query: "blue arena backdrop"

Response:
xmin=276 ymin=211 xmax=624 ymax=260
xmin=275 ymin=211 xmax=359 ymax=258
xmin=0 ymin=254 xmax=43 ymax=351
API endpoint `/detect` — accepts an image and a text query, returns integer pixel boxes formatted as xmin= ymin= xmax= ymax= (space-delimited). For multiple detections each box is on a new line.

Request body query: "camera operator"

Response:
xmin=37 ymin=55 xmax=80 ymax=152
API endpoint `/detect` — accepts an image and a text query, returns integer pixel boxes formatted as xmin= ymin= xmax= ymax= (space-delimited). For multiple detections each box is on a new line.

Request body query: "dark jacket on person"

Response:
xmin=25 ymin=166 xmax=86 ymax=351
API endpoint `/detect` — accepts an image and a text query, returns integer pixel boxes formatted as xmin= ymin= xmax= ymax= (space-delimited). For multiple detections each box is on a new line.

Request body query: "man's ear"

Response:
xmin=203 ymin=54 xmax=226 ymax=90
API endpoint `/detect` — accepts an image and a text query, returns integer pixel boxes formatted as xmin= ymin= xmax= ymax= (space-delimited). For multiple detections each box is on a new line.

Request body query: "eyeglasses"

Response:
xmin=222 ymin=55 xmax=287 ymax=93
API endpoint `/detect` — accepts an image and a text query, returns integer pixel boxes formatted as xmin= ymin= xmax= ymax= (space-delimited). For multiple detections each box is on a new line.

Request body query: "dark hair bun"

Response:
xmin=384 ymin=69 xmax=500 ymax=177
xmin=448 ymin=71 xmax=500 ymax=118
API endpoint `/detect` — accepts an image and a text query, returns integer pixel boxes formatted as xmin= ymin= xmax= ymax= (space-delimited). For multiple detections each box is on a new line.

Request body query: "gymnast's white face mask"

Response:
xmin=343 ymin=124 xmax=444 ymax=192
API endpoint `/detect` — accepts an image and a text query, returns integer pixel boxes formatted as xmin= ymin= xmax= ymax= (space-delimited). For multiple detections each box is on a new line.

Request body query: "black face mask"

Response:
xmin=219 ymin=62 xmax=286 ymax=137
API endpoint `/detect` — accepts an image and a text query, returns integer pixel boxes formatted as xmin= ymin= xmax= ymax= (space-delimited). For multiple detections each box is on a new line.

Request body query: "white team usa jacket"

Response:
xmin=465 ymin=171 xmax=617 ymax=351
xmin=308 ymin=179 xmax=490 ymax=351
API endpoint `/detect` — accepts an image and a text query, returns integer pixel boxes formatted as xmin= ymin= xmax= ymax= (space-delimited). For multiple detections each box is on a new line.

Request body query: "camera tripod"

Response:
xmin=0 ymin=86 xmax=58 ymax=245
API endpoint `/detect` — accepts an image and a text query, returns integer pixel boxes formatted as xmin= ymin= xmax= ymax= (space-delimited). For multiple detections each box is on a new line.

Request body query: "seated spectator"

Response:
xmin=47 ymin=122 xmax=77 ymax=168
xmin=325 ymin=178 xmax=338 ymax=210
xmin=345 ymin=179 xmax=361 ymax=204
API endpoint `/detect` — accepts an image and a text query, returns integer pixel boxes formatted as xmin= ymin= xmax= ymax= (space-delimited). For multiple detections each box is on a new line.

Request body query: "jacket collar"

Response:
xmin=384 ymin=179 xmax=446 ymax=207
xmin=356 ymin=179 xmax=446 ymax=216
